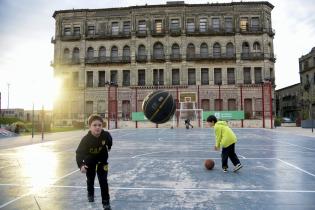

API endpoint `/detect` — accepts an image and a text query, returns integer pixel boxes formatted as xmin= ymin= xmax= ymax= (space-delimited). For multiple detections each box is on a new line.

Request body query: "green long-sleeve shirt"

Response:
xmin=214 ymin=121 xmax=237 ymax=148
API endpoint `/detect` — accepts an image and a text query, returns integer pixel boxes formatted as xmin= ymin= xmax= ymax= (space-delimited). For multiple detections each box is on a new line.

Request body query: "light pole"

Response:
xmin=7 ymin=83 xmax=10 ymax=109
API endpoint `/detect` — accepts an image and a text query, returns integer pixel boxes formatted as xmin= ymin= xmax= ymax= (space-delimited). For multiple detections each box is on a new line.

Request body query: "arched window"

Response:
xmin=99 ymin=46 xmax=106 ymax=57
xmin=253 ymin=42 xmax=261 ymax=52
xmin=200 ymin=43 xmax=208 ymax=58
xmin=153 ymin=42 xmax=164 ymax=58
xmin=87 ymin=47 xmax=94 ymax=59
xmin=171 ymin=43 xmax=180 ymax=59
xmin=111 ymin=46 xmax=118 ymax=58
xmin=187 ymin=43 xmax=195 ymax=58
xmin=72 ymin=47 xmax=80 ymax=61
xmin=63 ymin=48 xmax=70 ymax=60
xmin=123 ymin=45 xmax=130 ymax=61
xmin=213 ymin=43 xmax=221 ymax=57
xmin=242 ymin=42 xmax=250 ymax=54
xmin=226 ymin=43 xmax=235 ymax=57
xmin=138 ymin=45 xmax=146 ymax=56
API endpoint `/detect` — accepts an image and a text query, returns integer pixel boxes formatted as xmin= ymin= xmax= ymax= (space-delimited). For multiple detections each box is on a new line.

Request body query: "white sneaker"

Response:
xmin=233 ymin=163 xmax=243 ymax=172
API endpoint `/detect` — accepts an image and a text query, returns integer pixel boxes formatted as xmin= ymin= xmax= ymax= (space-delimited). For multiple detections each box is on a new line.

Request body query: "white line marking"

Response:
xmin=283 ymin=142 xmax=315 ymax=151
xmin=0 ymin=169 xmax=79 ymax=209
xmin=239 ymin=155 xmax=246 ymax=159
xmin=276 ymin=158 xmax=315 ymax=178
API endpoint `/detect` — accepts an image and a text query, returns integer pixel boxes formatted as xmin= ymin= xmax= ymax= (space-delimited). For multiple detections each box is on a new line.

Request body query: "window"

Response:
xmin=212 ymin=18 xmax=220 ymax=32
xmin=123 ymin=21 xmax=131 ymax=34
xmin=63 ymin=48 xmax=70 ymax=60
xmin=86 ymin=71 xmax=93 ymax=87
xmin=153 ymin=42 xmax=164 ymax=59
xmin=186 ymin=19 xmax=195 ymax=32
xmin=73 ymin=27 xmax=80 ymax=35
xmin=138 ymin=20 xmax=146 ymax=33
xmin=123 ymin=70 xmax=130 ymax=86
xmin=138 ymin=45 xmax=146 ymax=56
xmin=122 ymin=100 xmax=131 ymax=120
xmin=98 ymin=71 xmax=105 ymax=87
xmin=254 ymin=67 xmax=262 ymax=84
xmin=228 ymin=99 xmax=236 ymax=110
xmin=110 ymin=70 xmax=117 ymax=84
xmin=172 ymin=69 xmax=180 ymax=85
xmin=72 ymin=72 xmax=79 ymax=87
xmin=99 ymin=46 xmax=106 ymax=57
xmin=201 ymin=68 xmax=209 ymax=85
xmin=138 ymin=69 xmax=145 ymax=86
xmin=64 ymin=27 xmax=71 ymax=35
xmin=242 ymin=42 xmax=250 ymax=57
xmin=87 ymin=47 xmax=94 ymax=59
xmin=213 ymin=43 xmax=221 ymax=58
xmin=123 ymin=46 xmax=130 ymax=61
xmin=199 ymin=18 xmax=207 ymax=32
xmin=201 ymin=99 xmax=210 ymax=111
xmin=226 ymin=43 xmax=234 ymax=57
xmin=170 ymin=19 xmax=180 ymax=31
xmin=187 ymin=43 xmax=195 ymax=59
xmin=200 ymin=43 xmax=208 ymax=58
xmin=153 ymin=69 xmax=164 ymax=85
xmin=251 ymin=17 xmax=259 ymax=31
xmin=188 ymin=68 xmax=196 ymax=85
xmin=225 ymin=17 xmax=233 ymax=32
xmin=214 ymin=68 xmax=222 ymax=85
xmin=227 ymin=68 xmax=235 ymax=84
xmin=87 ymin=26 xmax=95 ymax=35
xmin=253 ymin=42 xmax=261 ymax=52
xmin=304 ymin=60 xmax=309 ymax=70
xmin=171 ymin=43 xmax=180 ymax=59
xmin=111 ymin=46 xmax=118 ymax=61
xmin=154 ymin=20 xmax=163 ymax=33
xmin=86 ymin=101 xmax=93 ymax=115
xmin=97 ymin=101 xmax=105 ymax=117
xmin=111 ymin=22 xmax=119 ymax=35
xmin=244 ymin=67 xmax=251 ymax=84
xmin=240 ymin=17 xmax=249 ymax=32
xmin=73 ymin=48 xmax=80 ymax=61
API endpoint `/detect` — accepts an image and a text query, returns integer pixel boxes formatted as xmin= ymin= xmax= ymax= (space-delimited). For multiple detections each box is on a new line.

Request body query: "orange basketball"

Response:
xmin=204 ymin=159 xmax=215 ymax=170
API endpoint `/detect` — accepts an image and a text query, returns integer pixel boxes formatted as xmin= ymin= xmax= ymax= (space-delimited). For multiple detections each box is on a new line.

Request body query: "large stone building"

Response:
xmin=51 ymin=1 xmax=276 ymax=128
xmin=299 ymin=47 xmax=315 ymax=121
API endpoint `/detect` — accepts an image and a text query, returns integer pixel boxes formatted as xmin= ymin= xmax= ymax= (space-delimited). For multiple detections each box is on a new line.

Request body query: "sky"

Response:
xmin=0 ymin=0 xmax=314 ymax=110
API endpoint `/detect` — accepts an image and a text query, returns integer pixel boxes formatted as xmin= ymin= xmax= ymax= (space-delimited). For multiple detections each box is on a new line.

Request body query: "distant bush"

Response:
xmin=274 ymin=118 xmax=282 ymax=127
xmin=0 ymin=117 xmax=23 ymax=125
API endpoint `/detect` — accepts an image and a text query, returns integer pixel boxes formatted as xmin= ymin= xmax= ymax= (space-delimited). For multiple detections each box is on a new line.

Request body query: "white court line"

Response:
xmin=0 ymin=169 xmax=79 ymax=209
xmin=20 ymin=185 xmax=315 ymax=193
xmin=283 ymin=142 xmax=315 ymax=151
xmin=276 ymin=158 xmax=315 ymax=178
xmin=239 ymin=155 xmax=246 ymax=159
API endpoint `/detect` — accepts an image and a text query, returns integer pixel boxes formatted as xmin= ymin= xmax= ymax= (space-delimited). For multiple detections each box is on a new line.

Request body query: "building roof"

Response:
xmin=53 ymin=1 xmax=274 ymax=18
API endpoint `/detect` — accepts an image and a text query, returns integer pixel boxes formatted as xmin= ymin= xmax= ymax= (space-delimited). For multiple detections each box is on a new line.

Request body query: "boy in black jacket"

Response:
xmin=76 ymin=114 xmax=113 ymax=210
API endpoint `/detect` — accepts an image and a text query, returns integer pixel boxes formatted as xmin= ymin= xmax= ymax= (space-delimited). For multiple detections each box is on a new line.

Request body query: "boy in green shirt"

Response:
xmin=207 ymin=115 xmax=242 ymax=173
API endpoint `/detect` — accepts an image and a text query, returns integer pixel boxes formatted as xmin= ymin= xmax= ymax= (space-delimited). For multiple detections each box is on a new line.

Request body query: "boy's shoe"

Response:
xmin=87 ymin=195 xmax=94 ymax=202
xmin=223 ymin=168 xmax=228 ymax=173
xmin=103 ymin=200 xmax=111 ymax=210
xmin=233 ymin=163 xmax=243 ymax=172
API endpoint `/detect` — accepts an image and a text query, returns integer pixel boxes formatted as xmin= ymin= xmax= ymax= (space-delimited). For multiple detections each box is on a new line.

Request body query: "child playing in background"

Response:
xmin=206 ymin=115 xmax=242 ymax=173
xmin=76 ymin=114 xmax=113 ymax=210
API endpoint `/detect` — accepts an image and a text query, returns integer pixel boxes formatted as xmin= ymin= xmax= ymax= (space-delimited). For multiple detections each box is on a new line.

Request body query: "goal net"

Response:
xmin=173 ymin=108 xmax=203 ymax=128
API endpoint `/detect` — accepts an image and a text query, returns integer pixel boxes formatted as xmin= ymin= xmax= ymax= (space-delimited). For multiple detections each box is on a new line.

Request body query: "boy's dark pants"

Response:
xmin=86 ymin=162 xmax=110 ymax=203
xmin=221 ymin=143 xmax=240 ymax=169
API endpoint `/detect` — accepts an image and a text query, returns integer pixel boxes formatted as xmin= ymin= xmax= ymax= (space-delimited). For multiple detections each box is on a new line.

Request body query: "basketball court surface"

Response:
xmin=0 ymin=128 xmax=315 ymax=209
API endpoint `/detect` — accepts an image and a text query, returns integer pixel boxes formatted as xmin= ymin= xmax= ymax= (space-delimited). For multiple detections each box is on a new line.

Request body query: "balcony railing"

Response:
xmin=136 ymin=30 xmax=147 ymax=37
xmin=239 ymin=26 xmax=263 ymax=34
xmin=169 ymin=28 xmax=181 ymax=36
xmin=151 ymin=29 xmax=166 ymax=37
xmin=170 ymin=54 xmax=182 ymax=61
xmin=85 ymin=56 xmax=131 ymax=64
xmin=186 ymin=28 xmax=236 ymax=36
xmin=241 ymin=52 xmax=264 ymax=60
xmin=136 ymin=55 xmax=147 ymax=62
xmin=60 ymin=34 xmax=81 ymax=41
xmin=151 ymin=54 xmax=165 ymax=62
xmin=60 ymin=58 xmax=80 ymax=65
xmin=186 ymin=53 xmax=236 ymax=61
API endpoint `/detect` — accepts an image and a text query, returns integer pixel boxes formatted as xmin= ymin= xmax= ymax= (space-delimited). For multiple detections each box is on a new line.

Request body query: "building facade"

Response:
xmin=52 ymin=1 xmax=276 ymax=127
xmin=299 ymin=47 xmax=315 ymax=121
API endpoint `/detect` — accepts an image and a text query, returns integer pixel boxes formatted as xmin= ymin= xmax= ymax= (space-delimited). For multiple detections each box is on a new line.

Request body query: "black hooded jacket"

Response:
xmin=76 ymin=130 xmax=112 ymax=168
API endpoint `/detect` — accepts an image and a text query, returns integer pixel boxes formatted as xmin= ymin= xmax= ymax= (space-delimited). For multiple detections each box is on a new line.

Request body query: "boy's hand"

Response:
xmin=214 ymin=146 xmax=219 ymax=151
xmin=80 ymin=165 xmax=88 ymax=173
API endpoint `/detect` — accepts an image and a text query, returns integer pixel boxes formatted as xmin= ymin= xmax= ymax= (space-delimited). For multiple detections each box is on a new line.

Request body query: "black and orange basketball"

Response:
xmin=204 ymin=159 xmax=215 ymax=170
xmin=142 ymin=90 xmax=176 ymax=124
